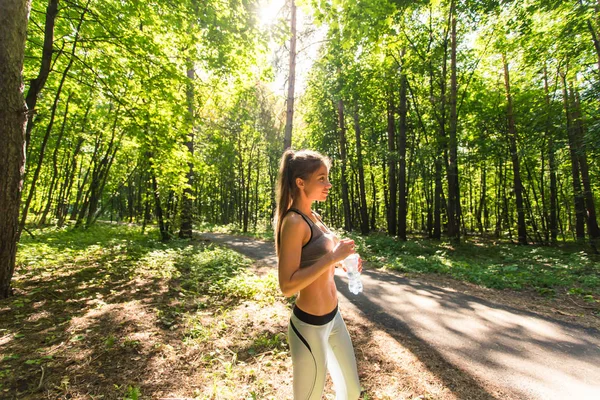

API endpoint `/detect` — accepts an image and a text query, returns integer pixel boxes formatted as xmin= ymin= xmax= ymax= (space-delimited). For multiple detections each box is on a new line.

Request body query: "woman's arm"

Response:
xmin=278 ymin=214 xmax=354 ymax=297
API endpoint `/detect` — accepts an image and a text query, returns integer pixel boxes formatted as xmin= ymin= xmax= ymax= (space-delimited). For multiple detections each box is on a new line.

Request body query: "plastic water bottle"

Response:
xmin=343 ymin=253 xmax=363 ymax=295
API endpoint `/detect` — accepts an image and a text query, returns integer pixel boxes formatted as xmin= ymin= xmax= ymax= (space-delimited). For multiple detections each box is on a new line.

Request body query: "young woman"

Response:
xmin=274 ymin=149 xmax=362 ymax=400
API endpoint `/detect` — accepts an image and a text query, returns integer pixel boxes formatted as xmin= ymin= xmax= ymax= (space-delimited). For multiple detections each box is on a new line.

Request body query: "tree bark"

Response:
xmin=283 ymin=0 xmax=296 ymax=150
xmin=24 ymin=0 xmax=58 ymax=156
xmin=151 ymin=170 xmax=169 ymax=242
xmin=352 ymin=102 xmax=369 ymax=235
xmin=86 ymin=108 xmax=121 ymax=226
xmin=503 ymin=56 xmax=527 ymax=245
xmin=570 ymin=86 xmax=600 ymax=246
xmin=561 ymin=75 xmax=586 ymax=241
xmin=386 ymin=90 xmax=397 ymax=236
xmin=585 ymin=16 xmax=600 ymax=75
xmin=495 ymin=158 xmax=503 ymax=238
xmin=20 ymin=5 xmax=85 ymax=231
xmin=39 ymin=92 xmax=72 ymax=225
xmin=370 ymin=165 xmax=377 ymax=231
xmin=179 ymin=58 xmax=195 ymax=238
xmin=70 ymin=156 xmax=90 ymax=221
xmin=543 ymin=66 xmax=558 ymax=244
xmin=434 ymin=23 xmax=448 ymax=240
xmin=337 ymin=99 xmax=351 ymax=231
xmin=433 ymin=159 xmax=442 ymax=239
xmin=57 ymin=136 xmax=83 ymax=226
xmin=447 ymin=0 xmax=460 ymax=243
xmin=397 ymin=73 xmax=408 ymax=240
xmin=476 ymin=163 xmax=487 ymax=234
xmin=0 ymin=0 xmax=31 ymax=298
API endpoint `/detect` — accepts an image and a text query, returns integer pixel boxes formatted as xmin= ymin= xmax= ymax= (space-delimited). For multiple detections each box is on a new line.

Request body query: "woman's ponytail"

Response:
xmin=273 ymin=149 xmax=330 ymax=255
xmin=274 ymin=149 xmax=295 ymax=255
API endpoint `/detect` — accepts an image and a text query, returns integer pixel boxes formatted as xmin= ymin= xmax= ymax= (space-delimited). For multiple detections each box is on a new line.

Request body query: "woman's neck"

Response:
xmin=291 ymin=200 xmax=313 ymax=217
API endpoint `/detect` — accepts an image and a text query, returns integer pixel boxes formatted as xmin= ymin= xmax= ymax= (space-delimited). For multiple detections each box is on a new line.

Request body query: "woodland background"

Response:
xmin=1 ymin=0 xmax=600 ymax=398
xmin=0 ymin=0 xmax=600 ymax=301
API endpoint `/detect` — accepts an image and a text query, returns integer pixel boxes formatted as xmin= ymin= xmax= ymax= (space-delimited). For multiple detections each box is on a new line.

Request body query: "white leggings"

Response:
xmin=288 ymin=305 xmax=361 ymax=400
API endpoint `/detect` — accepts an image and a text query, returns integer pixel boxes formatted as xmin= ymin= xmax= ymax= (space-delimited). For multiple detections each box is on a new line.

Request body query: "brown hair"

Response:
xmin=274 ymin=149 xmax=331 ymax=255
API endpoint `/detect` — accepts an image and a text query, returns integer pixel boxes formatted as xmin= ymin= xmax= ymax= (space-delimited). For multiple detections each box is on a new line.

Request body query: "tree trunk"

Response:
xmin=88 ymin=142 xmax=119 ymax=226
xmin=543 ymin=67 xmax=558 ymax=244
xmin=397 ymin=74 xmax=408 ymax=240
xmin=425 ymin=167 xmax=434 ymax=237
xmin=476 ymin=163 xmax=486 ymax=234
xmin=20 ymin=6 xmax=85 ymax=231
xmin=562 ymin=76 xmax=586 ymax=241
xmin=523 ymin=159 xmax=544 ymax=244
xmin=20 ymin=59 xmax=69 ymax=230
xmin=39 ymin=92 xmax=72 ymax=225
xmin=70 ymin=158 xmax=89 ymax=221
xmin=432 ymin=5 xmax=450 ymax=241
xmin=0 ymin=0 xmax=31 ymax=298
xmin=58 ymin=136 xmax=84 ymax=225
xmin=503 ymin=56 xmax=527 ymax=245
xmin=179 ymin=58 xmax=195 ymax=239
xmin=386 ymin=91 xmax=397 ymax=236
xmin=352 ymin=102 xmax=369 ymax=235
xmin=585 ymin=16 xmax=600 ymax=74
xmin=243 ymin=150 xmax=254 ymax=233
xmin=151 ymin=171 xmax=169 ymax=242
xmin=503 ymin=156 xmax=514 ymax=242
xmin=337 ymin=99 xmax=351 ymax=231
xmin=283 ymin=0 xmax=296 ymax=150
xmin=84 ymin=115 xmax=117 ymax=226
xmin=24 ymin=0 xmax=58 ymax=156
xmin=253 ymin=155 xmax=260 ymax=231
xmin=370 ymin=165 xmax=377 ymax=231
xmin=433 ymin=158 xmax=442 ymax=239
xmin=571 ymin=86 xmax=600 ymax=246
xmin=495 ymin=158 xmax=503 ymax=238
xmin=447 ymin=0 xmax=460 ymax=243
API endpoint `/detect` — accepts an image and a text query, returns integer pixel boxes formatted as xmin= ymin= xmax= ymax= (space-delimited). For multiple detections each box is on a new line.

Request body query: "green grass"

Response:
xmin=346 ymin=232 xmax=600 ymax=301
xmin=7 ymin=223 xmax=285 ymax=398
xmin=16 ymin=224 xmax=278 ymax=302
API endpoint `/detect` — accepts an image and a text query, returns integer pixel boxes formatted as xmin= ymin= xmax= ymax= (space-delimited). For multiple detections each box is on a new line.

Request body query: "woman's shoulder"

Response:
xmin=282 ymin=210 xmax=306 ymax=226
xmin=281 ymin=211 xmax=311 ymax=235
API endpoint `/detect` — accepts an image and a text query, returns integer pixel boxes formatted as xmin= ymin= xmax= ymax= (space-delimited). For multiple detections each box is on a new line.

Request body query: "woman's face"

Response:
xmin=300 ymin=163 xmax=332 ymax=202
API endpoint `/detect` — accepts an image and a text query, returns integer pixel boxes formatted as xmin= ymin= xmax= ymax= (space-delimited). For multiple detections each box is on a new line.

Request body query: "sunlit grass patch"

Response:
xmin=136 ymin=248 xmax=181 ymax=279
xmin=5 ymin=223 xmax=294 ymax=399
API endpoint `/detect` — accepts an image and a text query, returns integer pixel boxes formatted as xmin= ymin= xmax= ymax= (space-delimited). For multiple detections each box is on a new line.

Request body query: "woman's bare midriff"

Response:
xmin=295 ymin=265 xmax=338 ymax=316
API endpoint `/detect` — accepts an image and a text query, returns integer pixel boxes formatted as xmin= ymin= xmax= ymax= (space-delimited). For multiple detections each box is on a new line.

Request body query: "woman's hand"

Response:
xmin=340 ymin=255 xmax=363 ymax=273
xmin=332 ymin=238 xmax=355 ymax=263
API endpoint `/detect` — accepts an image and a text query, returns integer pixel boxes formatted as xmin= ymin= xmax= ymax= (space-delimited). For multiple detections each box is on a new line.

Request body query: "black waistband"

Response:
xmin=293 ymin=303 xmax=338 ymax=325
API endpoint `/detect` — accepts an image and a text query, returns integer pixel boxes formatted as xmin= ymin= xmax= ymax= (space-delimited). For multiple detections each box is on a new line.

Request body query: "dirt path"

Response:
xmin=199 ymin=232 xmax=600 ymax=400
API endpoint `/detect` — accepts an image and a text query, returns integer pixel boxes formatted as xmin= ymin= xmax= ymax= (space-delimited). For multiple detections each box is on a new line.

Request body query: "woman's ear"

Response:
xmin=295 ymin=177 xmax=304 ymax=189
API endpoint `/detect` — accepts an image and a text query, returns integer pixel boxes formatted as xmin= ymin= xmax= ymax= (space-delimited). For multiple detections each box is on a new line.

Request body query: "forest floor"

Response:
xmin=1 ymin=224 xmax=599 ymax=399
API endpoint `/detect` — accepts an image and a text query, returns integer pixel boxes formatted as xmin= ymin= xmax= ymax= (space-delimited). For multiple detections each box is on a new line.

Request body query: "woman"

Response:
xmin=274 ymin=149 xmax=362 ymax=400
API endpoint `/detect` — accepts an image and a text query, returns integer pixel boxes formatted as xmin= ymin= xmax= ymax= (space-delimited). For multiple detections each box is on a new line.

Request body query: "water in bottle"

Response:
xmin=343 ymin=253 xmax=363 ymax=295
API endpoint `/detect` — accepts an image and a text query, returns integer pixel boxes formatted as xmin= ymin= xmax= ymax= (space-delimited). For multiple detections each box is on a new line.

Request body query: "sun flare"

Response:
xmin=258 ymin=0 xmax=285 ymax=27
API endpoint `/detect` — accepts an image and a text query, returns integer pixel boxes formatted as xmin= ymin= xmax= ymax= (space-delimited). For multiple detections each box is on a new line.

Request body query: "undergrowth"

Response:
xmin=347 ymin=232 xmax=600 ymax=302
xmin=2 ymin=224 xmax=288 ymax=399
